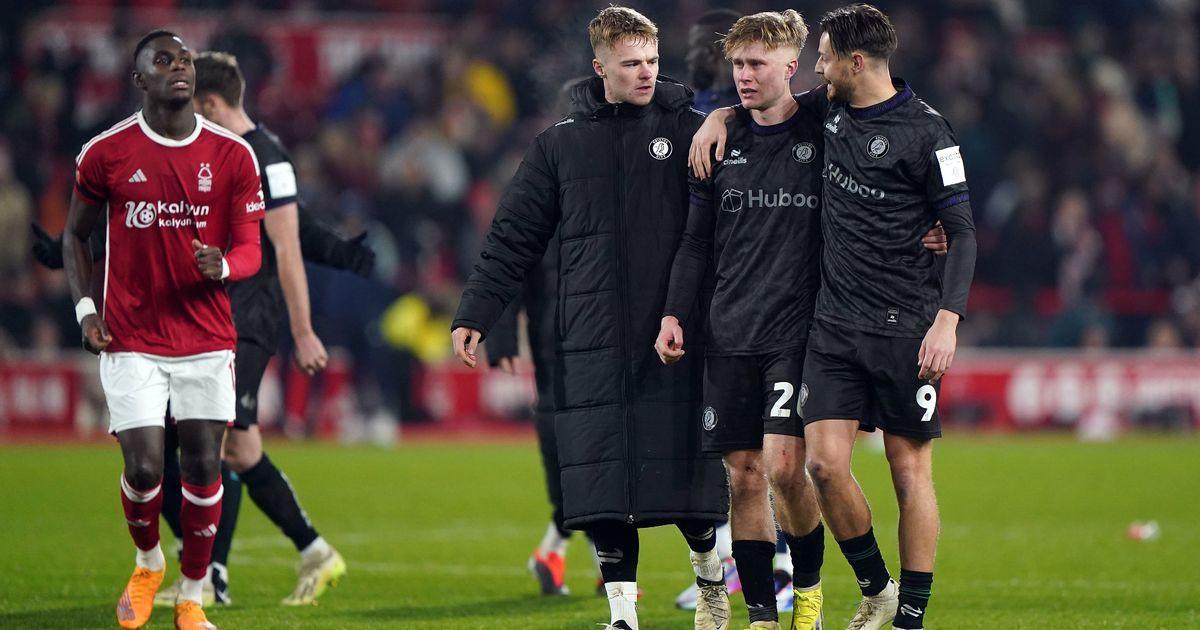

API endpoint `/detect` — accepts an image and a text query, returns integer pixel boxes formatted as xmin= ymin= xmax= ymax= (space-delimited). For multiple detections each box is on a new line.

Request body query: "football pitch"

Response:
xmin=1 ymin=434 xmax=1197 ymax=629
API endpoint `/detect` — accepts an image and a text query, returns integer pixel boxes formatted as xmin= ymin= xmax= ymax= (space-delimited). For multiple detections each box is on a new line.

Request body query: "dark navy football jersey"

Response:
xmin=228 ymin=123 xmax=298 ymax=347
xmin=665 ymin=90 xmax=828 ymax=355
xmin=815 ymin=79 xmax=974 ymax=338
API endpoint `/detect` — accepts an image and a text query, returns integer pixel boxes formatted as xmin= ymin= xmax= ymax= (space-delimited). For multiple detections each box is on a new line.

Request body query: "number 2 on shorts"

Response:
xmin=770 ymin=382 xmax=794 ymax=417
xmin=916 ymin=384 xmax=937 ymax=422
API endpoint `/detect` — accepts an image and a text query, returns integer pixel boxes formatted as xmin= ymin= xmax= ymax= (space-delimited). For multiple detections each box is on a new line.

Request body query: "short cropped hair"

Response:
xmin=819 ymin=3 xmax=897 ymax=60
xmin=133 ymin=29 xmax=181 ymax=64
xmin=722 ymin=10 xmax=809 ymax=58
xmin=194 ymin=52 xmax=245 ymax=107
xmin=588 ymin=6 xmax=658 ymax=54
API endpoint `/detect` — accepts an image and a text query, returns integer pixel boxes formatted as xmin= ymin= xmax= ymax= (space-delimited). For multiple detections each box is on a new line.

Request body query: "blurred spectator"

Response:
xmin=0 ymin=139 xmax=31 ymax=278
xmin=4 ymin=0 xmax=1200 ymax=420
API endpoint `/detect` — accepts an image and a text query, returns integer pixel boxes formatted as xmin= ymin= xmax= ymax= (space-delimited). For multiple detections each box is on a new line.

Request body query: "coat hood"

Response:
xmin=568 ymin=75 xmax=695 ymax=118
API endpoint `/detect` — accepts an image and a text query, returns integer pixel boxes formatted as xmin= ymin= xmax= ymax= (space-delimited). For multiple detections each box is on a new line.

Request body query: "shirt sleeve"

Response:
xmin=452 ymin=136 xmax=560 ymax=338
xmin=923 ymin=123 xmax=976 ymax=319
xmin=662 ymin=161 xmax=717 ymax=325
xmin=261 ymin=159 xmax=299 ymax=210
xmin=74 ymin=143 xmax=108 ymax=203
xmin=794 ymin=85 xmax=831 ymax=120
xmin=231 ymin=145 xmax=265 ymax=225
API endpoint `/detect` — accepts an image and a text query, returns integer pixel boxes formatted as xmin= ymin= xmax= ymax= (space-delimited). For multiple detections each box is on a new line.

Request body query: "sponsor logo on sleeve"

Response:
xmin=935 ymin=145 xmax=966 ymax=186
xmin=245 ymin=190 xmax=265 ymax=214
xmin=265 ymin=162 xmax=298 ymax=198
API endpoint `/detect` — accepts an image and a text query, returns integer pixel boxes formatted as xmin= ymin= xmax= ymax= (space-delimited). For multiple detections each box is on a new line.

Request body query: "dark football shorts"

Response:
xmin=232 ymin=339 xmax=274 ymax=430
xmin=801 ymin=319 xmax=942 ymax=439
xmin=701 ymin=347 xmax=807 ymax=453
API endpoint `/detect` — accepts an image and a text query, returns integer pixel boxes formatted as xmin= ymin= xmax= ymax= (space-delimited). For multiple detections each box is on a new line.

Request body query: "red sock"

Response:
xmin=180 ymin=479 xmax=223 ymax=580
xmin=120 ymin=474 xmax=163 ymax=551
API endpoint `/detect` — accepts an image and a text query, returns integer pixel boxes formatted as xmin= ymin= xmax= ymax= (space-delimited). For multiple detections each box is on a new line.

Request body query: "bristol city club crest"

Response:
xmin=792 ymin=142 xmax=815 ymax=164
xmin=866 ymin=135 xmax=889 ymax=159
xmin=648 ymin=137 xmax=673 ymax=160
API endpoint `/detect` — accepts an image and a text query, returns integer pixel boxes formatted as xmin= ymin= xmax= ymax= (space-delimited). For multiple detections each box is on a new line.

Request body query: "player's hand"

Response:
xmin=339 ymin=232 xmax=376 ymax=277
xmin=654 ymin=315 xmax=686 ymax=365
xmin=80 ymin=313 xmax=112 ymax=355
xmin=452 ymin=327 xmax=483 ymax=368
xmin=293 ymin=329 xmax=328 ymax=375
xmin=31 ymin=222 xmax=65 ymax=269
xmin=192 ymin=239 xmax=225 ymax=280
xmin=922 ymin=221 xmax=948 ymax=256
xmin=688 ymin=107 xmax=736 ymax=180
xmin=496 ymin=356 xmax=517 ymax=374
xmin=918 ymin=310 xmax=959 ymax=382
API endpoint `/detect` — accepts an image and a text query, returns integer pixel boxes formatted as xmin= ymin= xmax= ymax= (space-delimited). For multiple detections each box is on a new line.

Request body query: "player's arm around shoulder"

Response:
xmin=688 ymin=107 xmax=737 ymax=180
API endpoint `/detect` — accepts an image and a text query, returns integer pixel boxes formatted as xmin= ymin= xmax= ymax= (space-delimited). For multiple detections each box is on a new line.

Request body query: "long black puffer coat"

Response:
xmin=453 ymin=76 xmax=727 ymax=528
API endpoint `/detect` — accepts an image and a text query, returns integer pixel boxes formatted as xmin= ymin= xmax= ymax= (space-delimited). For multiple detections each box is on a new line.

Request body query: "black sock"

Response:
xmin=732 ymin=540 xmax=778 ymax=623
xmin=209 ymin=463 xmax=242 ymax=567
xmin=589 ymin=521 xmax=640 ymax=583
xmin=161 ymin=423 xmax=183 ymax=542
xmin=837 ymin=528 xmax=891 ymax=596
xmin=784 ymin=522 xmax=825 ymax=589
xmin=241 ymin=453 xmax=319 ymax=551
xmin=895 ymin=569 xmax=933 ymax=629
xmin=676 ymin=520 xmax=717 ymax=554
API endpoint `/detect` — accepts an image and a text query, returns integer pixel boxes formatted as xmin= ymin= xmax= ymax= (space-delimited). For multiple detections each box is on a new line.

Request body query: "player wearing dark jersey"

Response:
xmin=804 ymin=6 xmax=976 ymax=630
xmin=64 ymin=30 xmax=264 ymax=630
xmin=657 ymin=12 xmax=826 ymax=630
xmin=169 ymin=51 xmax=347 ymax=607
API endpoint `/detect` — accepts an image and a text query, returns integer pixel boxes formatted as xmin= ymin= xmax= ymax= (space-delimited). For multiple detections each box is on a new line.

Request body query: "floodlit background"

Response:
xmin=0 ymin=1 xmax=1197 ymax=628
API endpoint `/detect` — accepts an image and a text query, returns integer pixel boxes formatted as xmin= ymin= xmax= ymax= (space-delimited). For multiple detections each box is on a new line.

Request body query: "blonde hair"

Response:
xmin=721 ymin=10 xmax=809 ymax=58
xmin=588 ymin=6 xmax=658 ymax=54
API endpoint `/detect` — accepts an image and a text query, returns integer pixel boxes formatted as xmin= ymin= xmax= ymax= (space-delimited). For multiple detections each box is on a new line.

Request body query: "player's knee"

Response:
xmin=725 ymin=453 xmax=767 ymax=492
xmin=179 ymin=449 xmax=223 ymax=484
xmin=221 ymin=443 xmax=258 ymax=473
xmin=124 ymin=457 xmax=163 ymax=490
xmin=765 ymin=449 xmax=806 ymax=490
xmin=805 ymin=453 xmax=848 ymax=488
xmin=888 ymin=458 xmax=932 ymax=501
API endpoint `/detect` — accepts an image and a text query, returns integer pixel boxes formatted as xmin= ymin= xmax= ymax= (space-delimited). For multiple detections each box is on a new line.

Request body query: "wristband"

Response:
xmin=75 ymin=297 xmax=97 ymax=325
xmin=220 ymin=258 xmax=230 ymax=280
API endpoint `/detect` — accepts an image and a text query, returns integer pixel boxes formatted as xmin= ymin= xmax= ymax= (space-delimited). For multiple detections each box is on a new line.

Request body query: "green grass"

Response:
xmin=1 ymin=435 xmax=1198 ymax=628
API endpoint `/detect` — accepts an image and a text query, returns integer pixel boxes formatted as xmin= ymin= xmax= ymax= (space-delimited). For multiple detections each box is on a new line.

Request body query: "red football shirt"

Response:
xmin=75 ymin=111 xmax=265 ymax=356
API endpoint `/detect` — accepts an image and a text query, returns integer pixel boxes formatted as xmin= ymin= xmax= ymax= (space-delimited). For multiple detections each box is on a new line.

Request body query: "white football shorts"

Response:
xmin=99 ymin=350 xmax=235 ymax=434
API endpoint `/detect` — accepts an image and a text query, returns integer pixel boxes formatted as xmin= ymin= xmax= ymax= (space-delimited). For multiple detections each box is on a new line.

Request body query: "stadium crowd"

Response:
xmin=0 ymin=0 xmax=1197 ymax=405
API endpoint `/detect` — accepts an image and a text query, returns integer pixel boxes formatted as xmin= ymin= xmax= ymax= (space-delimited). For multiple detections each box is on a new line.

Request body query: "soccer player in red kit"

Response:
xmin=63 ymin=30 xmax=264 ymax=630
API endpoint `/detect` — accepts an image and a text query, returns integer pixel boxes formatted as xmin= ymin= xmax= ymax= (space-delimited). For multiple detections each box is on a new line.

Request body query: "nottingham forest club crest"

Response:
xmin=198 ymin=163 xmax=214 ymax=192
xmin=648 ymin=137 xmax=673 ymax=160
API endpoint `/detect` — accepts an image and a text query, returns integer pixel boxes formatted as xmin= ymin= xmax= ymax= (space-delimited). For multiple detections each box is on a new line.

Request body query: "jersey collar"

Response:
xmin=742 ymin=105 xmax=802 ymax=136
xmin=846 ymin=78 xmax=913 ymax=120
xmin=136 ymin=111 xmax=204 ymax=147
